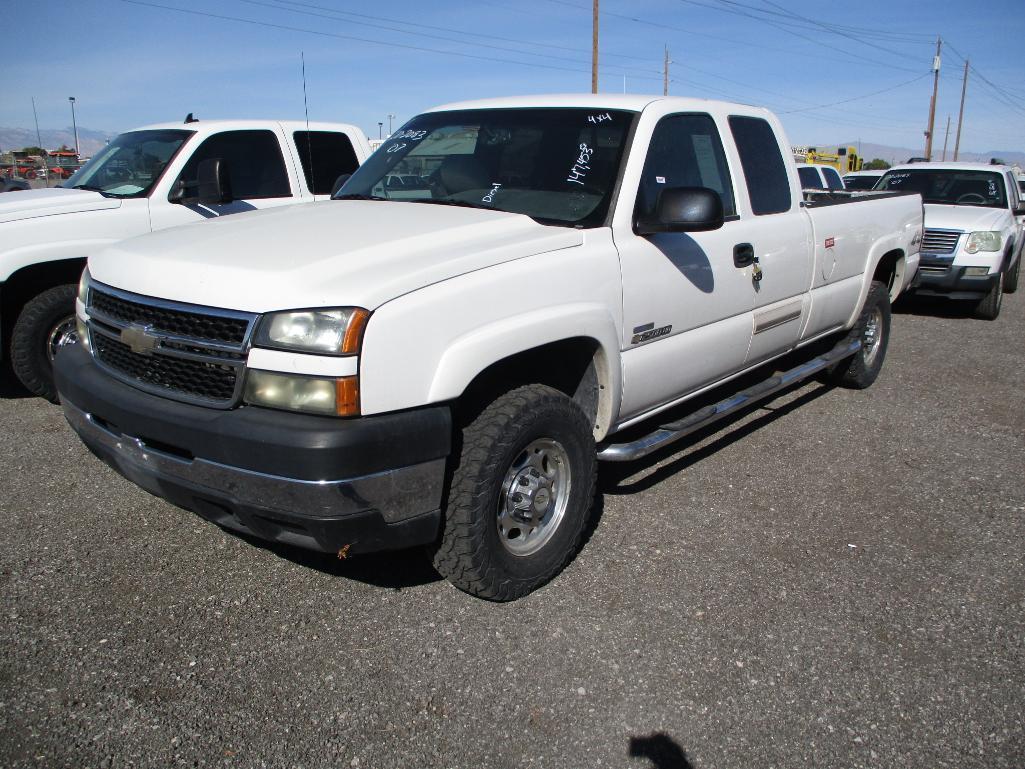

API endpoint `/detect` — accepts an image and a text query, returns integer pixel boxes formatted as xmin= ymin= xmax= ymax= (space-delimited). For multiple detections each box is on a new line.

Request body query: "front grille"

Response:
xmin=93 ymin=334 xmax=239 ymax=401
xmin=86 ymin=284 xmax=256 ymax=407
xmin=90 ymin=289 xmax=249 ymax=345
xmin=922 ymin=228 xmax=962 ymax=254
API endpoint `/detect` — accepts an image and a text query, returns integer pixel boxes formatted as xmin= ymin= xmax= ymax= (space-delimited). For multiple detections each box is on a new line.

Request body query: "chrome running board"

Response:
xmin=597 ymin=338 xmax=861 ymax=462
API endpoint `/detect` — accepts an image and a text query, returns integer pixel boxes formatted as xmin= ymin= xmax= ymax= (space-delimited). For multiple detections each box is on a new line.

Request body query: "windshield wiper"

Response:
xmin=70 ymin=184 xmax=118 ymax=198
xmin=409 ymin=198 xmax=489 ymax=210
xmin=333 ymin=193 xmax=388 ymax=201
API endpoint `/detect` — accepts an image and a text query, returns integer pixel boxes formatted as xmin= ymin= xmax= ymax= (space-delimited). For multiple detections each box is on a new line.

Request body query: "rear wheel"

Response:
xmin=827 ymin=280 xmax=891 ymax=389
xmin=11 ymin=285 xmax=78 ymax=402
xmin=431 ymin=384 xmax=597 ymax=601
xmin=974 ymin=270 xmax=1003 ymax=320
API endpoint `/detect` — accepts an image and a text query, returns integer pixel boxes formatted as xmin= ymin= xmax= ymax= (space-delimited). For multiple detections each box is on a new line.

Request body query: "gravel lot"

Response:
xmin=1 ymin=292 xmax=1023 ymax=768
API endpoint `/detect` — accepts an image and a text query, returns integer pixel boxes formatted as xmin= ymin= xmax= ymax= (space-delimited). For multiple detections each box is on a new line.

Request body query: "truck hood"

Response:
xmin=89 ymin=200 xmax=584 ymax=312
xmin=0 ymin=187 xmax=122 ymax=224
xmin=923 ymin=203 xmax=1009 ymax=233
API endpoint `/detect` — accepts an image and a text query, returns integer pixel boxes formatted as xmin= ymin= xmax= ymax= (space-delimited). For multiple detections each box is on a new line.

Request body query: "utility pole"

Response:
xmin=923 ymin=36 xmax=941 ymax=160
xmin=31 ymin=97 xmax=42 ymax=150
xmin=663 ymin=46 xmax=670 ymax=96
xmin=68 ymin=96 xmax=80 ymax=158
xmin=591 ymin=0 xmax=599 ymax=94
xmin=953 ymin=58 xmax=969 ymax=161
xmin=941 ymin=115 xmax=951 ymax=160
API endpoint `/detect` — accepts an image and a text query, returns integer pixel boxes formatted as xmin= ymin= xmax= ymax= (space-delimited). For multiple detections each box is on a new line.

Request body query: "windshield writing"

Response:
xmin=64 ymin=129 xmax=192 ymax=198
xmin=336 ymin=108 xmax=635 ymax=227
xmin=876 ymin=169 xmax=1006 ymax=208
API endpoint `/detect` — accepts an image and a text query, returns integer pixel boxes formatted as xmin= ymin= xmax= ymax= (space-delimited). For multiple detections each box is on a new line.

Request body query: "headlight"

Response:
xmin=244 ymin=370 xmax=360 ymax=416
xmin=77 ymin=268 xmax=90 ymax=306
xmin=254 ymin=308 xmax=369 ymax=355
xmin=965 ymin=231 xmax=1001 ymax=254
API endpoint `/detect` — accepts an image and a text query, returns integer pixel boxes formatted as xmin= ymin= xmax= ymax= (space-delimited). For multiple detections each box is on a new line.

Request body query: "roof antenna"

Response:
xmin=301 ymin=51 xmax=316 ymax=195
xmin=184 ymin=113 xmax=198 ymax=124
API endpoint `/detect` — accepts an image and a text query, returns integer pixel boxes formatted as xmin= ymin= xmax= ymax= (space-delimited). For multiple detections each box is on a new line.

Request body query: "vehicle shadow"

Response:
xmin=629 ymin=733 xmax=696 ymax=769
xmin=892 ymin=294 xmax=975 ymax=319
xmin=0 ymin=363 xmax=31 ymax=399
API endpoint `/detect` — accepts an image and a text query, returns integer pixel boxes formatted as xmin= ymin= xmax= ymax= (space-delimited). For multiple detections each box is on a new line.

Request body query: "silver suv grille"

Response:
xmin=921 ymin=228 xmax=962 ymax=254
xmin=85 ymin=283 xmax=257 ymax=408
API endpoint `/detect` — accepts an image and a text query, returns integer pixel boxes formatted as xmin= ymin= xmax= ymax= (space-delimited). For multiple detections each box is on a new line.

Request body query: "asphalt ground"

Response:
xmin=1 ymin=290 xmax=1022 ymax=769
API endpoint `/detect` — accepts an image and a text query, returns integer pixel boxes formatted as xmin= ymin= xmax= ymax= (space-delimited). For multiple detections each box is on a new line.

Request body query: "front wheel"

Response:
xmin=1002 ymin=252 xmax=1019 ymax=294
xmin=11 ymin=285 xmax=78 ymax=402
xmin=973 ymin=270 xmax=1003 ymax=320
xmin=431 ymin=384 xmax=597 ymax=601
xmin=827 ymin=280 xmax=891 ymax=389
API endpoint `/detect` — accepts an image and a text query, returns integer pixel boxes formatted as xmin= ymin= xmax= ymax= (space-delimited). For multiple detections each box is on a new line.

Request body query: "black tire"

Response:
xmin=11 ymin=284 xmax=78 ymax=403
xmin=973 ymin=270 xmax=1003 ymax=320
xmin=1003 ymin=251 xmax=1019 ymax=294
xmin=827 ymin=280 xmax=891 ymax=389
xmin=431 ymin=384 xmax=597 ymax=601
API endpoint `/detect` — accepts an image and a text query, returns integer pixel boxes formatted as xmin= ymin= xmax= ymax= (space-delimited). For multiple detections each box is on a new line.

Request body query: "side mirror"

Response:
xmin=635 ymin=187 xmax=724 ymax=235
xmin=169 ymin=158 xmax=233 ymax=205
xmin=331 ymin=173 xmax=352 ymax=197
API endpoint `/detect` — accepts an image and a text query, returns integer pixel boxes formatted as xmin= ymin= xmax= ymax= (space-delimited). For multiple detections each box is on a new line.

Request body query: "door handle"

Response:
xmin=733 ymin=243 xmax=756 ymax=268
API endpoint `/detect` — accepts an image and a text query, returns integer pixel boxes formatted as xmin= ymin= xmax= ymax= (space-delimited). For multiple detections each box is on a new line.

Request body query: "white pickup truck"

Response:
xmin=875 ymin=162 xmax=1024 ymax=319
xmin=56 ymin=95 xmax=923 ymax=600
xmin=1 ymin=117 xmax=371 ymax=400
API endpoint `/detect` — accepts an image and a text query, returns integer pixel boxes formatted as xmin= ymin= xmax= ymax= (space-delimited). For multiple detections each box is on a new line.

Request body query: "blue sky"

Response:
xmin=4 ymin=0 xmax=1024 ymax=154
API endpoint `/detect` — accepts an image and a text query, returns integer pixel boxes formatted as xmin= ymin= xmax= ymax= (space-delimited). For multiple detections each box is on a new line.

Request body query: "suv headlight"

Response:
xmin=965 ymin=231 xmax=1001 ymax=254
xmin=254 ymin=307 xmax=369 ymax=355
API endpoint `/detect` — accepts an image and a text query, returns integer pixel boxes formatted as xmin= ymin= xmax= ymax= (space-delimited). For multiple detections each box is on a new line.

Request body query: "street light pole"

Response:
xmin=68 ymin=97 xmax=80 ymax=158
xmin=388 ymin=114 xmax=395 ymax=135
xmin=377 ymin=122 xmax=383 ymax=139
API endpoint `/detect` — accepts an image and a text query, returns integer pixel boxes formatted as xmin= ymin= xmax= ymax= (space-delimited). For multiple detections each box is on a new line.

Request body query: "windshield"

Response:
xmin=843 ymin=174 xmax=880 ymax=190
xmin=64 ymin=129 xmax=192 ymax=198
xmin=875 ymin=169 xmax=1007 ymax=208
xmin=336 ymin=108 xmax=635 ymax=227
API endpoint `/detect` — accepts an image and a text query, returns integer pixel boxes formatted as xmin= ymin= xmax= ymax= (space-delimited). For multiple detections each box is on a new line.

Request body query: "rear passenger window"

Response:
xmin=636 ymin=113 xmax=736 ymax=221
xmin=293 ymin=131 xmax=360 ymax=195
xmin=728 ymin=116 xmax=792 ymax=215
xmin=823 ymin=167 xmax=845 ymax=190
xmin=175 ymin=130 xmax=290 ymax=200
xmin=798 ymin=166 xmax=823 ymax=189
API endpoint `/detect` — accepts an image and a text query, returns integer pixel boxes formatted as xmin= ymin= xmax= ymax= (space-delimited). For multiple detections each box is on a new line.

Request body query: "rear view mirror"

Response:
xmin=170 ymin=158 xmax=233 ymax=205
xmin=635 ymin=187 xmax=724 ymax=235
xmin=331 ymin=173 xmax=352 ymax=197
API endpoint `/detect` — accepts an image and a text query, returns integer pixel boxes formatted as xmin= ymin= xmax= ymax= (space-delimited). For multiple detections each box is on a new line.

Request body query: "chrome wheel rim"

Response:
xmin=47 ymin=315 xmax=78 ymax=362
xmin=497 ymin=438 xmax=571 ymax=557
xmin=862 ymin=306 xmax=883 ymax=368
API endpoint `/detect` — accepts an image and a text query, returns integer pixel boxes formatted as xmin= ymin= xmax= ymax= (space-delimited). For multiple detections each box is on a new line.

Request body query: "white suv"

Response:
xmin=876 ymin=162 xmax=1024 ymax=319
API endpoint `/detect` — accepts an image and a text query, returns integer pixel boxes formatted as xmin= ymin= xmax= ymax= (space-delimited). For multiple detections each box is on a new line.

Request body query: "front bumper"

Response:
xmin=55 ymin=344 xmax=451 ymax=555
xmin=913 ymin=256 xmax=998 ymax=299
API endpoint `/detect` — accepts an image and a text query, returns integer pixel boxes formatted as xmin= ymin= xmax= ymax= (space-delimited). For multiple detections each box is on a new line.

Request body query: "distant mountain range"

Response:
xmin=0 ymin=126 xmax=116 ymax=157
xmin=814 ymin=140 xmax=1025 ymax=167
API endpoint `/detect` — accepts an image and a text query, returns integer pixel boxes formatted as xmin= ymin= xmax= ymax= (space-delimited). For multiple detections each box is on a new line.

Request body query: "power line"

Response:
xmin=778 ymin=72 xmax=932 ymax=114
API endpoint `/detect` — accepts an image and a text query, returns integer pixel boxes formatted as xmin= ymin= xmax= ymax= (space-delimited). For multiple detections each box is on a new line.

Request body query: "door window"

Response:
xmin=635 ymin=113 xmax=736 ymax=221
xmin=293 ymin=131 xmax=360 ymax=194
xmin=728 ymin=116 xmax=792 ymax=215
xmin=174 ymin=130 xmax=290 ymax=200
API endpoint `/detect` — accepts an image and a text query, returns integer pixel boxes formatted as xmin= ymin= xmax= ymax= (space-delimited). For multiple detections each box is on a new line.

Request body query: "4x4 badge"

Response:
xmin=120 ymin=324 xmax=159 ymax=355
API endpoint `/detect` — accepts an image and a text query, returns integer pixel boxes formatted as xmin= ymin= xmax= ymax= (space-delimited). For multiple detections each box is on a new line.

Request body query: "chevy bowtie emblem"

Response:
xmin=120 ymin=324 xmax=159 ymax=355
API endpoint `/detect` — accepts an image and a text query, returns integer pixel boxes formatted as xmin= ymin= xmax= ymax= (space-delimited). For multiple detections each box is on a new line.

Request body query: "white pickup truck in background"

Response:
xmin=876 ymin=161 xmax=1024 ymax=319
xmin=0 ymin=117 xmax=371 ymax=400
xmin=57 ymin=94 xmax=923 ymax=600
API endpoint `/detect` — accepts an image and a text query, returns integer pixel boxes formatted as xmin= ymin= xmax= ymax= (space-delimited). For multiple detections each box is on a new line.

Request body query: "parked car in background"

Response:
xmin=0 ymin=178 xmax=30 ymax=193
xmin=875 ymin=162 xmax=1024 ymax=319
xmin=797 ymin=162 xmax=845 ymax=191
xmin=1 ymin=117 xmax=371 ymax=401
xmin=843 ymin=170 xmax=884 ymax=190
xmin=58 ymin=94 xmax=923 ymax=600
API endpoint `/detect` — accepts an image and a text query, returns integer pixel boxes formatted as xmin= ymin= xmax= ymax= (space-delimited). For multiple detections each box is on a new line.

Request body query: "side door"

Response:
xmin=615 ymin=112 xmax=759 ymax=420
xmin=725 ymin=115 xmax=814 ymax=364
xmin=149 ymin=128 xmax=299 ymax=231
